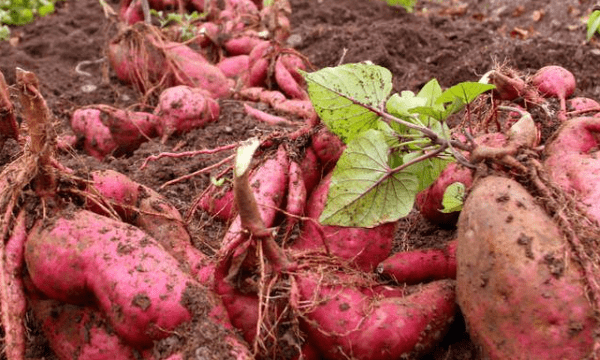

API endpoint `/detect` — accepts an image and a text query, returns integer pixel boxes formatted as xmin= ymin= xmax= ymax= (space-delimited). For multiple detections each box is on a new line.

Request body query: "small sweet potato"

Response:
xmin=310 ymin=126 xmax=345 ymax=172
xmin=274 ymin=55 xmax=308 ymax=100
xmin=153 ymin=85 xmax=220 ymax=141
xmin=456 ymin=176 xmax=597 ymax=359
xmin=377 ymin=240 xmax=457 ymax=285
xmin=70 ymin=105 xmax=158 ymax=159
xmin=415 ymin=162 xmax=473 ymax=227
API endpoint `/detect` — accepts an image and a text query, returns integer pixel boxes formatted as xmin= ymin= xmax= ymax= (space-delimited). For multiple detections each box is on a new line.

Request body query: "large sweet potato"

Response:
xmin=456 ymin=176 xmax=597 ymax=359
xmin=544 ymin=116 xmax=600 ymax=223
xmin=25 ymin=209 xmax=194 ymax=348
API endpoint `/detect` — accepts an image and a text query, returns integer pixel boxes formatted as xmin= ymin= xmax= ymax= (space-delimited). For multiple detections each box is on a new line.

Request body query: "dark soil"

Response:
xmin=1 ymin=0 xmax=599 ymax=359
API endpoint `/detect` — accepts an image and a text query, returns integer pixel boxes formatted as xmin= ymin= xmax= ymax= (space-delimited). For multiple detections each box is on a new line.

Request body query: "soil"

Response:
xmin=1 ymin=0 xmax=599 ymax=359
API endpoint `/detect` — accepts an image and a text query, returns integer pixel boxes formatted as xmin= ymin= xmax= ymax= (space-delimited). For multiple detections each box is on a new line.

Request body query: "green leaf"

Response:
xmin=38 ymin=2 xmax=54 ymax=16
xmin=403 ymin=153 xmax=453 ymax=193
xmin=416 ymin=78 xmax=444 ymax=110
xmin=303 ymin=63 xmax=393 ymax=143
xmin=384 ymin=0 xmax=416 ymax=12
xmin=319 ymin=129 xmax=419 ymax=227
xmin=440 ymin=182 xmax=466 ymax=213
xmin=437 ymin=82 xmax=495 ymax=105
xmin=0 ymin=25 xmax=9 ymax=41
xmin=587 ymin=10 xmax=600 ymax=42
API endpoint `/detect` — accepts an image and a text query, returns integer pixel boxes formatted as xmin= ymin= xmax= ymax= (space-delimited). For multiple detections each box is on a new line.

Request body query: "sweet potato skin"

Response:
xmin=377 ymin=240 xmax=457 ymax=285
xmin=25 ymin=209 xmax=193 ymax=348
xmin=456 ymin=176 xmax=597 ymax=360
xmin=30 ymin=298 xmax=152 ymax=360
xmin=294 ymin=273 xmax=457 ymax=360
xmin=544 ymin=116 xmax=600 ymax=223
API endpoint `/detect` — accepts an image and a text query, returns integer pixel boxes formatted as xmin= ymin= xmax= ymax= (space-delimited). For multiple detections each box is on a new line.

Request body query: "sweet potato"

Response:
xmin=310 ymin=126 xmax=345 ymax=172
xmin=377 ymin=240 xmax=457 ymax=285
xmin=274 ymin=55 xmax=308 ymax=100
xmin=244 ymin=40 xmax=273 ymax=87
xmin=283 ymin=160 xmax=307 ymax=238
xmin=224 ymin=36 xmax=264 ymax=56
xmin=293 ymin=271 xmax=457 ymax=360
xmin=108 ymin=24 xmax=233 ymax=98
xmin=153 ymin=85 xmax=220 ymax=141
xmin=30 ymin=298 xmax=154 ymax=360
xmin=163 ymin=41 xmax=234 ymax=99
xmin=70 ymin=105 xmax=158 ymax=159
xmin=243 ymin=103 xmax=295 ymax=126
xmin=88 ymin=169 xmax=210 ymax=277
xmin=298 ymin=146 xmax=321 ymax=197
xmin=567 ymin=96 xmax=600 ymax=113
xmin=544 ymin=117 xmax=600 ymax=223
xmin=217 ymin=55 xmax=250 ymax=79
xmin=291 ymin=172 xmax=396 ymax=272
xmin=531 ymin=65 xmax=576 ymax=121
xmin=456 ymin=176 xmax=597 ymax=359
xmin=70 ymin=108 xmax=118 ymax=159
xmin=415 ymin=162 xmax=473 ymax=227
xmin=25 ymin=209 xmax=194 ymax=348
xmin=1 ymin=211 xmax=27 ymax=360
xmin=198 ymin=182 xmax=236 ymax=221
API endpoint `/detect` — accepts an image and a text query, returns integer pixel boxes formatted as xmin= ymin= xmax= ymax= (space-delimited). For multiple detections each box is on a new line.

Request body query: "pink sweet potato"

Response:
xmin=198 ymin=182 xmax=236 ymax=221
xmin=531 ymin=65 xmax=576 ymax=121
xmin=283 ymin=161 xmax=307 ymax=238
xmin=88 ymin=169 xmax=210 ymax=277
xmin=310 ymin=126 xmax=345 ymax=172
xmin=108 ymin=24 xmax=233 ymax=98
xmin=456 ymin=176 xmax=597 ymax=359
xmin=31 ymin=298 xmax=154 ymax=360
xmin=274 ymin=55 xmax=308 ymax=100
xmin=1 ymin=211 xmax=27 ymax=360
xmin=70 ymin=105 xmax=158 ymax=159
xmin=567 ymin=96 xmax=600 ymax=113
xmin=70 ymin=108 xmax=118 ymax=159
xmin=217 ymin=55 xmax=250 ymax=79
xmin=163 ymin=42 xmax=234 ymax=99
xmin=415 ymin=162 xmax=473 ymax=227
xmin=291 ymin=172 xmax=396 ymax=272
xmin=544 ymin=117 xmax=600 ymax=223
xmin=153 ymin=85 xmax=220 ymax=141
xmin=224 ymin=36 xmax=265 ymax=56
xmin=25 ymin=209 xmax=194 ymax=348
xmin=298 ymin=146 xmax=321 ymax=197
xmin=377 ymin=240 xmax=457 ymax=285
xmin=244 ymin=40 xmax=273 ymax=87
xmin=293 ymin=271 xmax=457 ymax=360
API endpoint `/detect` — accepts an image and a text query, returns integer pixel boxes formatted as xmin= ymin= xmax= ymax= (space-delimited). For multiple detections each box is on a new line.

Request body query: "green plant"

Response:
xmin=302 ymin=63 xmax=494 ymax=227
xmin=587 ymin=8 xmax=600 ymax=41
xmin=383 ymin=0 xmax=417 ymax=13
xmin=150 ymin=9 xmax=204 ymax=41
xmin=0 ymin=0 xmax=60 ymax=39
